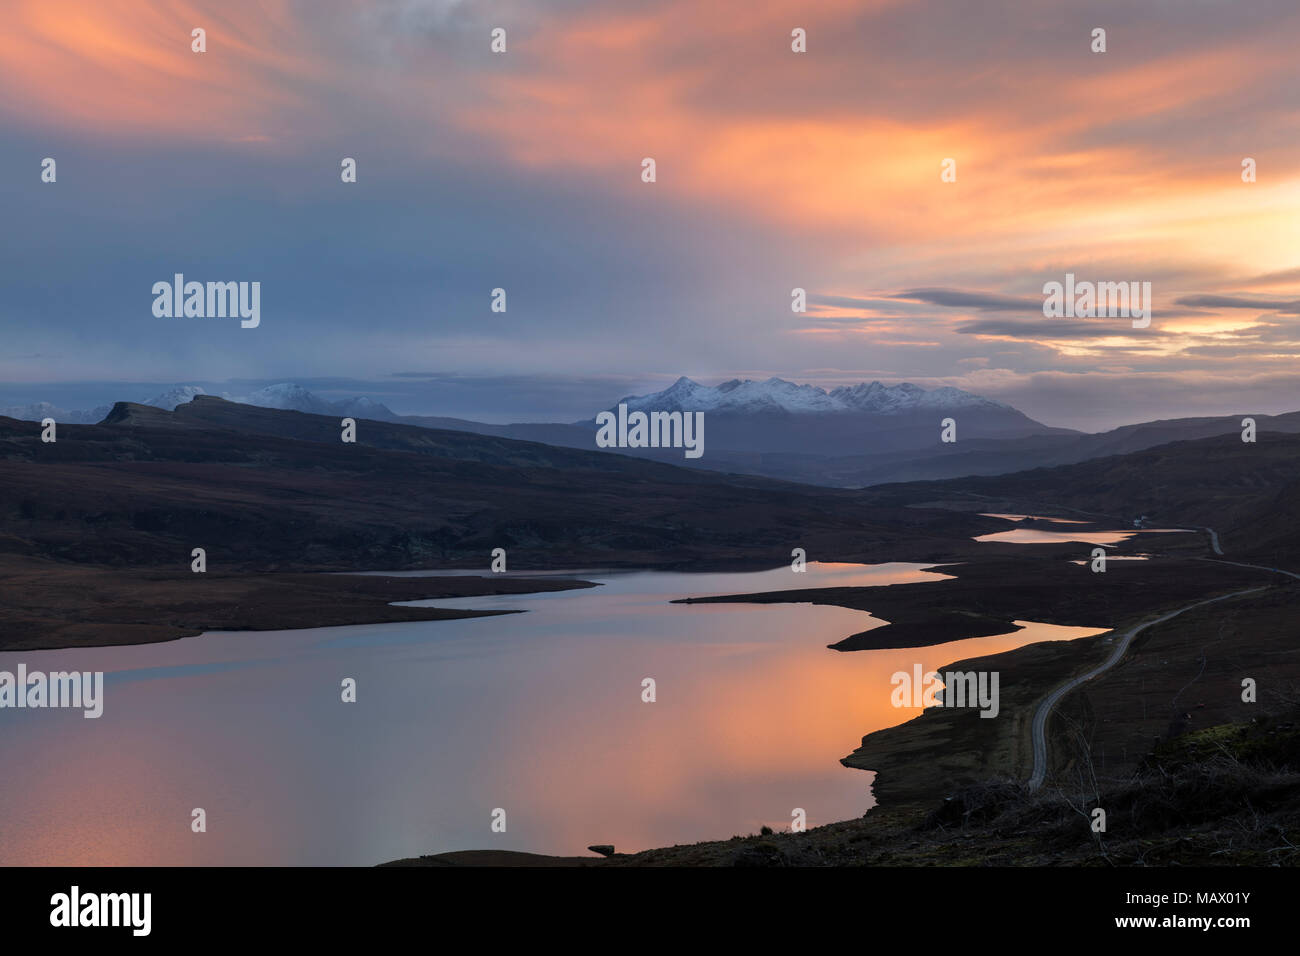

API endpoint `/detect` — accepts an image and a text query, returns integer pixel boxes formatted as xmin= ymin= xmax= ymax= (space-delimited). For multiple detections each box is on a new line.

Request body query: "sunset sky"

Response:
xmin=3 ymin=0 xmax=1299 ymax=428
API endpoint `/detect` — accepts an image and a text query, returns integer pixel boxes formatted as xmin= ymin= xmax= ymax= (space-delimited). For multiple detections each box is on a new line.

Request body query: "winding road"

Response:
xmin=1026 ymin=527 xmax=1298 ymax=792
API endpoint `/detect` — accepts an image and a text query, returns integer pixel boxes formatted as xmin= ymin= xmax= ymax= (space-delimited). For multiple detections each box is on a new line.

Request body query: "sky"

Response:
xmin=2 ymin=0 xmax=1299 ymax=429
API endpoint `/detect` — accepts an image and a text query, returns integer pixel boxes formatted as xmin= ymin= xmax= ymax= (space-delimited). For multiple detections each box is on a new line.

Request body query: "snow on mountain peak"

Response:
xmin=614 ymin=377 xmax=1007 ymax=415
xmin=246 ymin=383 xmax=325 ymax=409
xmin=0 ymin=400 xmax=112 ymax=424
xmin=145 ymin=385 xmax=207 ymax=410
xmin=236 ymin=383 xmax=397 ymax=420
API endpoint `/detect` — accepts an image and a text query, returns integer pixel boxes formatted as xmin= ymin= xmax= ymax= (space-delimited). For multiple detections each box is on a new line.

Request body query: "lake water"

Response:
xmin=0 ymin=562 xmax=1105 ymax=865
xmin=975 ymin=528 xmax=1190 ymax=545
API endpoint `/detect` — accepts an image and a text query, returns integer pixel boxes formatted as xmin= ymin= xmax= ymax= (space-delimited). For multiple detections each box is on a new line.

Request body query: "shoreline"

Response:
xmin=381 ymin=547 xmax=1299 ymax=865
xmin=383 ymin=582 xmax=1300 ymax=866
xmin=13 ymin=514 xmax=1292 ymax=866
xmin=0 ymin=514 xmax=1202 ymax=654
xmin=380 ymin=622 xmax=1126 ymax=866
xmin=0 ymin=557 xmax=600 ymax=653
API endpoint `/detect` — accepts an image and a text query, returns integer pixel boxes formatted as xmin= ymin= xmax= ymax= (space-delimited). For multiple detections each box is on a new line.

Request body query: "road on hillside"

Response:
xmin=1026 ymin=528 xmax=1297 ymax=791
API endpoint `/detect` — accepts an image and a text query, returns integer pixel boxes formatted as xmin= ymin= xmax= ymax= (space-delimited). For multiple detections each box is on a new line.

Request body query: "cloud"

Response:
xmin=4 ymin=0 xmax=1300 ymax=428
xmin=956 ymin=319 xmax=1142 ymax=339
xmin=1175 ymin=294 xmax=1300 ymax=313
xmin=942 ymin=368 xmax=1300 ymax=431
xmin=894 ymin=289 xmax=1040 ymax=311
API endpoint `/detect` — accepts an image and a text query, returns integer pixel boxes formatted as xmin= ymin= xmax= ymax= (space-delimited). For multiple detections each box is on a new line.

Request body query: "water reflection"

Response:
xmin=0 ymin=563 xmax=1103 ymax=865
xmin=975 ymin=528 xmax=1189 ymax=545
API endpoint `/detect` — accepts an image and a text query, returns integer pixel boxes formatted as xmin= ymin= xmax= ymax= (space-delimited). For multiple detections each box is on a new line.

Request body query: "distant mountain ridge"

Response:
xmin=0 ymin=401 xmax=113 ymax=424
xmin=5 ymin=395 xmax=992 ymax=577
xmin=0 ymin=376 xmax=1016 ymax=424
xmin=616 ymin=376 xmax=1012 ymax=416
xmin=1 ymin=383 xmax=400 ymax=425
xmin=0 ymin=377 xmax=1091 ymax=485
xmin=12 ymin=378 xmax=1300 ymax=491
xmin=401 ymin=376 xmax=1064 ymax=461
xmin=233 ymin=384 xmax=399 ymax=421
xmin=144 ymin=385 xmax=208 ymax=410
xmin=585 ymin=376 xmax=1065 ymax=460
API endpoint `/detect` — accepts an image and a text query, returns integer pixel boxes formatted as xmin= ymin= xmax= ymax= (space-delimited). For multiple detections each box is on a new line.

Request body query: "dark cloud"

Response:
xmin=893 ymin=289 xmax=1040 ymax=311
xmin=1175 ymin=294 xmax=1300 ymax=313
xmin=956 ymin=318 xmax=1143 ymax=338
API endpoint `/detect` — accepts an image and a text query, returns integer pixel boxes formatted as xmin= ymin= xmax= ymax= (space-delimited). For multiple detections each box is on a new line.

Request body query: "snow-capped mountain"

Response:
xmin=0 ymin=401 xmax=112 ymax=424
xmin=238 ymin=384 xmax=399 ymax=421
xmin=615 ymin=376 xmax=1010 ymax=416
xmin=1 ymin=387 xmax=210 ymax=421
xmin=145 ymin=385 xmax=208 ymax=410
xmin=563 ymin=374 xmax=1068 ymax=462
xmin=333 ymin=396 xmax=399 ymax=420
xmin=829 ymin=381 xmax=1010 ymax=413
xmin=242 ymin=383 xmax=337 ymax=415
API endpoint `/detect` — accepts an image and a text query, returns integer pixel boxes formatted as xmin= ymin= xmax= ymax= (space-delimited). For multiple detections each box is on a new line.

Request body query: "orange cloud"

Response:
xmin=7 ymin=0 xmax=1300 ymax=368
xmin=0 ymin=0 xmax=326 ymax=143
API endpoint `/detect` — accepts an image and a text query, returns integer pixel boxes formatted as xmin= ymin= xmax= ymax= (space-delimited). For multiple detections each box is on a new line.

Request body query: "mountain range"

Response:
xmin=0 ymin=383 xmax=401 ymax=428
xmin=7 ymin=377 xmax=1300 ymax=489
xmin=614 ymin=376 xmax=1013 ymax=415
xmin=7 ymin=388 xmax=1300 ymax=652
xmin=0 ymin=376 xmax=1019 ymax=421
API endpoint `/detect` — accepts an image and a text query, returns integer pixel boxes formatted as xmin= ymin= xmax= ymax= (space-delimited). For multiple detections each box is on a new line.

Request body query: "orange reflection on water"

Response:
xmin=0 ymin=565 xmax=1107 ymax=863
xmin=474 ymin=604 xmax=1106 ymax=852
